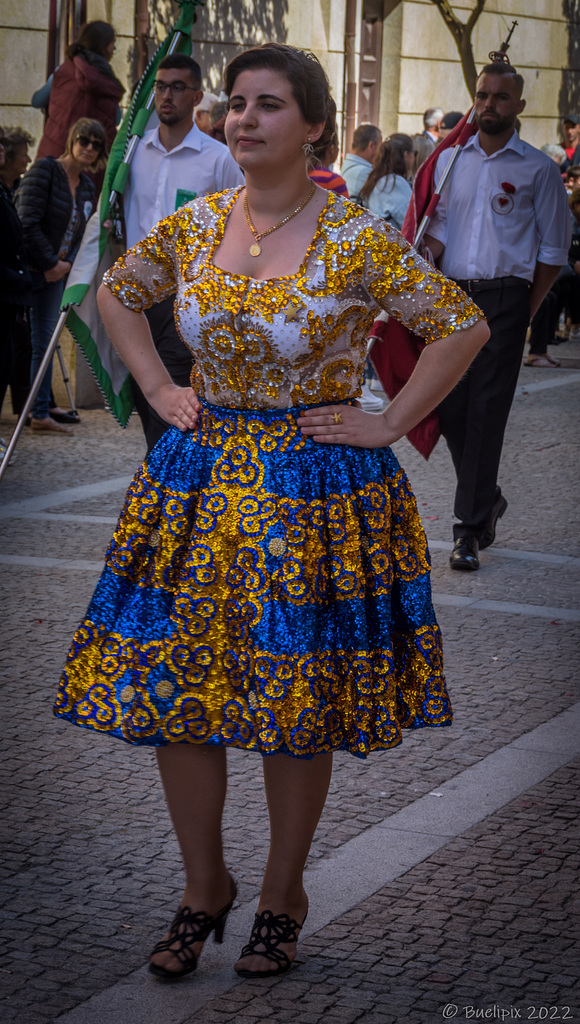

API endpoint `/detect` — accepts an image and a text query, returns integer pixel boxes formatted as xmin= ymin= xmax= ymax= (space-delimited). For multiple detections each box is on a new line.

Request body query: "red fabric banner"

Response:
xmin=370 ymin=111 xmax=477 ymax=459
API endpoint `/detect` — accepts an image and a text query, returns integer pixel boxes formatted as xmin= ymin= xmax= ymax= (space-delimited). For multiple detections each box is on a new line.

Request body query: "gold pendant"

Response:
xmin=249 ymin=243 xmax=261 ymax=257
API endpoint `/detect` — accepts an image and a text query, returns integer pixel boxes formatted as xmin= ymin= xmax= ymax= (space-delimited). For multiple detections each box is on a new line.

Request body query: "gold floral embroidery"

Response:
xmin=103 ymin=188 xmax=483 ymax=410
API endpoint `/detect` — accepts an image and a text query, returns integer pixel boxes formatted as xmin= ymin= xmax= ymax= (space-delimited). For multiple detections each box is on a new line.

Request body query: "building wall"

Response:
xmin=189 ymin=0 xmax=575 ymax=153
xmin=2 ymin=2 xmax=575 ymax=157
xmin=383 ymin=0 xmax=576 ymax=151
xmin=188 ymin=0 xmax=351 ymax=145
xmin=0 ymin=0 xmax=135 ymax=154
xmin=0 ymin=1 xmax=50 ymax=148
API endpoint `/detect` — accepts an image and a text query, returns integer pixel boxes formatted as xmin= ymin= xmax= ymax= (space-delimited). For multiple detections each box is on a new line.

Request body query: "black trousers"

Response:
xmin=0 ymin=303 xmax=19 ymax=413
xmin=131 ymin=295 xmax=193 ymax=454
xmin=528 ymin=267 xmax=580 ymax=356
xmin=437 ymin=278 xmax=530 ymax=541
xmin=10 ymin=308 xmax=32 ymax=414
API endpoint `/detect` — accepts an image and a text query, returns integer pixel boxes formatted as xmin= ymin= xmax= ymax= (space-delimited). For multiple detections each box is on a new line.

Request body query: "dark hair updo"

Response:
xmin=224 ymin=43 xmax=330 ymax=128
xmin=67 ymin=21 xmax=116 ymax=60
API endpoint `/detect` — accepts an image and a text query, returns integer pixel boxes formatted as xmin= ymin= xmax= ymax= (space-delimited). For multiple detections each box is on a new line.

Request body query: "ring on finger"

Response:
xmin=332 ymin=412 xmax=343 ymax=425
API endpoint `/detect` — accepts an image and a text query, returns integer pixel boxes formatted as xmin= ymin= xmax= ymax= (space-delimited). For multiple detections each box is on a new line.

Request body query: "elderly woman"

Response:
xmin=0 ymin=127 xmax=34 ymax=195
xmin=55 ymin=44 xmax=488 ymax=980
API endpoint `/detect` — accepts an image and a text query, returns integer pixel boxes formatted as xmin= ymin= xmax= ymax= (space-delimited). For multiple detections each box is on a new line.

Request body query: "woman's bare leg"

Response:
xmin=235 ymin=751 xmax=333 ymax=973
xmin=151 ymin=744 xmax=231 ymax=971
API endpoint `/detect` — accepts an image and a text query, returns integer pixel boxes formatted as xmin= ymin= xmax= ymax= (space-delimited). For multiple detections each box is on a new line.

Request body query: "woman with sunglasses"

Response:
xmin=15 ymin=119 xmax=103 ymax=432
xmin=56 ymin=45 xmax=488 ymax=978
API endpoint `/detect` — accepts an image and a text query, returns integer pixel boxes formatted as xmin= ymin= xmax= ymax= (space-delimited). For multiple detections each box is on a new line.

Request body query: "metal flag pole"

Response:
xmin=0 ymin=326 xmax=81 ymax=477
xmin=0 ymin=12 xmax=195 ymax=484
xmin=413 ymin=105 xmax=477 ymax=249
xmin=54 ymin=340 xmax=77 ymax=413
xmin=0 ymin=310 xmax=70 ymax=478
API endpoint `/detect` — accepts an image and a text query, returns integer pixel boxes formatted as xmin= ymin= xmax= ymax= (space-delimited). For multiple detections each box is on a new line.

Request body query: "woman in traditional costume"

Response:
xmin=54 ymin=44 xmax=488 ymax=980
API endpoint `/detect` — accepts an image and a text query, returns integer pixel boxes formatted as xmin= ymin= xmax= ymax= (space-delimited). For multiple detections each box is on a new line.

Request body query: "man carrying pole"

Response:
xmin=424 ymin=62 xmax=570 ymax=571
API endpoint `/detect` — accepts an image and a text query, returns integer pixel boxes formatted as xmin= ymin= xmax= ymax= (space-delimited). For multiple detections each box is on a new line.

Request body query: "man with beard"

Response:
xmin=124 ymin=54 xmax=242 ymax=450
xmin=425 ymin=63 xmax=570 ymax=570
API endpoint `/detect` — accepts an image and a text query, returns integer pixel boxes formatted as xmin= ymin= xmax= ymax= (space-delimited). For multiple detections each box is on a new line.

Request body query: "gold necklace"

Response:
xmin=243 ymin=184 xmax=316 ymax=257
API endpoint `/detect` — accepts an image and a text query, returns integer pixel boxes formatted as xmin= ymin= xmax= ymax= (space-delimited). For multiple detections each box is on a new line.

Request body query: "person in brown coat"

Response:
xmin=36 ymin=21 xmax=124 ymax=171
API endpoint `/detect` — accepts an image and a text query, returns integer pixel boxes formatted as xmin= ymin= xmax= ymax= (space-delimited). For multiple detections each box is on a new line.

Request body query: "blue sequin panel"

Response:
xmin=54 ymin=401 xmax=451 ymax=757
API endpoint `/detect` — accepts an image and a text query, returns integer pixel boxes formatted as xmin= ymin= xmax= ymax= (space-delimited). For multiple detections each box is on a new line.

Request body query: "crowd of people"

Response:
xmin=2 ymin=23 xmax=577 ymax=456
xmin=0 ymin=25 xmax=576 ymax=984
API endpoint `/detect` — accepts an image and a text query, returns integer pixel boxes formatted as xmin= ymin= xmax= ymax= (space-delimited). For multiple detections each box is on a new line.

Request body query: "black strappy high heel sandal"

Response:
xmin=149 ymin=876 xmax=237 ymax=981
xmin=234 ymin=908 xmax=308 ymax=978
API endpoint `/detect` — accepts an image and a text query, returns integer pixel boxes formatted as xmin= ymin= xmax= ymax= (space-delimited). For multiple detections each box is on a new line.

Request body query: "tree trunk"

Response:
xmin=430 ymin=0 xmax=487 ymax=100
xmin=458 ymin=32 xmax=478 ymax=98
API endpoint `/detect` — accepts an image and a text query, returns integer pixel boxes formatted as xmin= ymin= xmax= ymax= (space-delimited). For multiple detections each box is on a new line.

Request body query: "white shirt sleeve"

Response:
xmin=534 ymin=158 xmax=572 ymax=265
xmin=217 ymin=148 xmax=245 ymax=191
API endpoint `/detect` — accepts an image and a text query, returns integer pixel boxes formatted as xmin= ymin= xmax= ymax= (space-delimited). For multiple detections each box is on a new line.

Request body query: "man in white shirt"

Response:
xmin=426 ymin=63 xmax=570 ymax=571
xmin=124 ymin=53 xmax=243 ymax=450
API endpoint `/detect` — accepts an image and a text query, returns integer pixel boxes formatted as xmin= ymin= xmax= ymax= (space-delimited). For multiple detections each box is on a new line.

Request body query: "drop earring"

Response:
xmin=302 ymin=138 xmax=314 ymax=157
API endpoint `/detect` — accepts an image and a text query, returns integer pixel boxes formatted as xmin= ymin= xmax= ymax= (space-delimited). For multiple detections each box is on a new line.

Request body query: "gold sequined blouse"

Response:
xmin=104 ymin=187 xmax=483 ymax=410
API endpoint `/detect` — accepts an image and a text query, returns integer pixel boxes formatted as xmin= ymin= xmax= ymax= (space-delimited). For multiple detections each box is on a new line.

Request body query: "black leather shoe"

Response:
xmin=450 ymin=536 xmax=479 ymax=571
xmin=479 ymin=489 xmax=508 ymax=550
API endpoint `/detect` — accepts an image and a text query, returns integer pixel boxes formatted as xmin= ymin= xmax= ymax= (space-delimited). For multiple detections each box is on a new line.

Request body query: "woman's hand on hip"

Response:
xmin=44 ymin=260 xmax=71 ymax=283
xmin=148 ymin=384 xmax=201 ymax=432
xmin=297 ymin=404 xmax=393 ymax=449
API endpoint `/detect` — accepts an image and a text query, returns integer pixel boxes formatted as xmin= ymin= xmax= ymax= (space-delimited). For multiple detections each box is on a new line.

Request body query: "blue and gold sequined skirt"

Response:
xmin=54 ymin=402 xmax=451 ymax=757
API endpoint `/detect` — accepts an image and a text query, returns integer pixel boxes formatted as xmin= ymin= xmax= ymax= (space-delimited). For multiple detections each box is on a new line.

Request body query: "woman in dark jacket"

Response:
xmin=36 ymin=21 xmax=123 ymax=167
xmin=16 ymin=118 xmax=103 ymax=432
xmin=0 ymin=128 xmax=32 ymax=431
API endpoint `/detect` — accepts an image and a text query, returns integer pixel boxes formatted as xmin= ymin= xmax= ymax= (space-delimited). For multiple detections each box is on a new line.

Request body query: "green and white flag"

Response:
xmin=61 ymin=1 xmax=200 ymax=426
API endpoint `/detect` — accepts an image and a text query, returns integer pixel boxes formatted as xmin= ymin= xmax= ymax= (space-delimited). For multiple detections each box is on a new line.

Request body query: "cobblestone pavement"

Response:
xmin=191 ymin=761 xmax=580 ymax=1024
xmin=1 ymin=356 xmax=579 ymax=1024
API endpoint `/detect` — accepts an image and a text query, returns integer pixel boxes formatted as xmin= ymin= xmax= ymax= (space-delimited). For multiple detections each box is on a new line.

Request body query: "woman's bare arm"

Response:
xmin=297 ymin=318 xmax=489 ymax=448
xmin=381 ymin=318 xmax=489 ymax=442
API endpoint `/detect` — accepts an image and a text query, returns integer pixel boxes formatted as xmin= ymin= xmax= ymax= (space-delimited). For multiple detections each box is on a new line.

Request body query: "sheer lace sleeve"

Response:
xmin=103 ymin=211 xmax=184 ymax=312
xmin=361 ymin=219 xmax=484 ymax=343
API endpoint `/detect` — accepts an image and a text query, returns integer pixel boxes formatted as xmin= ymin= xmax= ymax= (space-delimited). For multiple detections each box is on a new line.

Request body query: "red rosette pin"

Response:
xmin=492 ymin=181 xmax=516 ymax=214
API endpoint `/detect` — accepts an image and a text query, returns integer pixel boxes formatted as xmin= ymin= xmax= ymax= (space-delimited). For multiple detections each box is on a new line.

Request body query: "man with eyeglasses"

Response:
xmin=124 ymin=53 xmax=243 ymax=451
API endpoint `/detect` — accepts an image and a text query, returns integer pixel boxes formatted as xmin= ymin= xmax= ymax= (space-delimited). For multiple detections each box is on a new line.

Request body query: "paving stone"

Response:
xmin=1 ymin=371 xmax=579 ymax=1023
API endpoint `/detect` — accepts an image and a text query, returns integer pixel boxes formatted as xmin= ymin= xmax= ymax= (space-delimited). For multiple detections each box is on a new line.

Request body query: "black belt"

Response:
xmin=454 ymin=275 xmax=530 ymax=294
